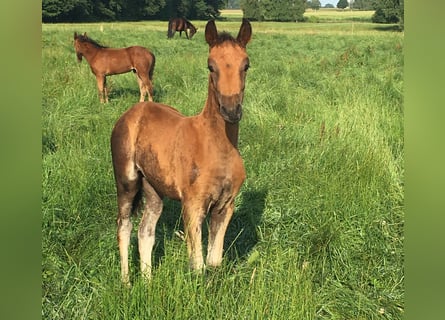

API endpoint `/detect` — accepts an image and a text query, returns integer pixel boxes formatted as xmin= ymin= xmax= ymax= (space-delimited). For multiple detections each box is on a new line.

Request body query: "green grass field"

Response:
xmin=42 ymin=15 xmax=404 ymax=319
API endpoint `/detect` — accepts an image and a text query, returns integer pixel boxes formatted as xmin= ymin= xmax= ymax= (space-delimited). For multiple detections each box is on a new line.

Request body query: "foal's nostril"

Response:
xmin=236 ymin=104 xmax=242 ymax=116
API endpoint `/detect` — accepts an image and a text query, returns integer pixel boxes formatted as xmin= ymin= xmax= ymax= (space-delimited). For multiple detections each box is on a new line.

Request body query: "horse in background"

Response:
xmin=167 ymin=17 xmax=197 ymax=39
xmin=74 ymin=32 xmax=155 ymax=103
xmin=111 ymin=19 xmax=252 ymax=284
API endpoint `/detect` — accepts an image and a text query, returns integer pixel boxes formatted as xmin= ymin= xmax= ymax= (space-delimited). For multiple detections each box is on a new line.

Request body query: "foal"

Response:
xmin=167 ymin=17 xmax=198 ymax=39
xmin=111 ymin=19 xmax=252 ymax=284
xmin=74 ymin=32 xmax=155 ymax=103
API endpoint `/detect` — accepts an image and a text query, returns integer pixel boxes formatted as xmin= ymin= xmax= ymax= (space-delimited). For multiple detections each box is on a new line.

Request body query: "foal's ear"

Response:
xmin=236 ymin=18 xmax=252 ymax=48
xmin=74 ymin=32 xmax=77 ymax=39
xmin=205 ymin=20 xmax=218 ymax=46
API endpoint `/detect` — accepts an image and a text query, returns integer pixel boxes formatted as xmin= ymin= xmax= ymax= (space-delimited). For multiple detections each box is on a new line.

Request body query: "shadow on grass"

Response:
xmin=106 ymin=83 xmax=168 ymax=104
xmin=224 ymin=189 xmax=267 ymax=262
xmin=130 ymin=188 xmax=267 ymax=271
xmin=373 ymin=24 xmax=402 ymax=32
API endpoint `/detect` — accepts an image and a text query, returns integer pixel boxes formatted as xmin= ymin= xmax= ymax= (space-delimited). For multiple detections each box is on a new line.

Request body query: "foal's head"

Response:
xmin=205 ymin=19 xmax=252 ymax=123
xmin=189 ymin=23 xmax=197 ymax=39
xmin=73 ymin=32 xmax=106 ymax=62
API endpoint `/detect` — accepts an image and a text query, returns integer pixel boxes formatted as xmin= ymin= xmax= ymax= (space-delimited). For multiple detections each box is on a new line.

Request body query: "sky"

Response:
xmin=319 ymin=0 xmax=336 ymax=6
xmin=320 ymin=0 xmax=356 ymax=6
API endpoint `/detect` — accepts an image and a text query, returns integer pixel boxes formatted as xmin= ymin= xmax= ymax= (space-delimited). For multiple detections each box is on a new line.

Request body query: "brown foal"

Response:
xmin=111 ymin=19 xmax=252 ymax=284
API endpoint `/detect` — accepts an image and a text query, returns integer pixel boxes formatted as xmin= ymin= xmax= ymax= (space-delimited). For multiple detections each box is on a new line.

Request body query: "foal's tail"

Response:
xmin=149 ymin=52 xmax=156 ymax=81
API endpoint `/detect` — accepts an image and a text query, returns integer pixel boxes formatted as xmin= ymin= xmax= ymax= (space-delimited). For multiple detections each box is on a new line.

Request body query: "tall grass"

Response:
xmin=42 ymin=19 xmax=403 ymax=319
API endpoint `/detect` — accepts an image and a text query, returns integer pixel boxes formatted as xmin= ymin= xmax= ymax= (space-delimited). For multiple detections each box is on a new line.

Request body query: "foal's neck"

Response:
xmin=225 ymin=122 xmax=239 ymax=148
xmin=202 ymin=78 xmax=240 ymax=149
xmin=82 ymin=44 xmax=100 ymax=62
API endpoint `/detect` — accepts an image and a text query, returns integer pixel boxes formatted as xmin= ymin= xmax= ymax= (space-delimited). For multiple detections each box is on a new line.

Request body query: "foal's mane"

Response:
xmin=211 ymin=32 xmax=238 ymax=47
xmin=76 ymin=33 xmax=108 ymax=49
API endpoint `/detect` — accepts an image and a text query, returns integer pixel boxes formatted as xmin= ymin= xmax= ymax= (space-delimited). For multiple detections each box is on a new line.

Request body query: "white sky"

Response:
xmin=320 ymin=0 xmax=355 ymax=5
xmin=319 ymin=0 xmax=336 ymax=6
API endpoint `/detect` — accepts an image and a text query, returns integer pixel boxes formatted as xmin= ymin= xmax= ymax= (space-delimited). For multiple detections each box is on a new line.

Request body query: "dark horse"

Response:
xmin=74 ymin=32 xmax=155 ymax=103
xmin=111 ymin=19 xmax=252 ymax=284
xmin=167 ymin=17 xmax=197 ymax=39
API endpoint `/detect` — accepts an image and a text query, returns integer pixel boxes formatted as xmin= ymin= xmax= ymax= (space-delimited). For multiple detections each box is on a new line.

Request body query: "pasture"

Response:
xmin=42 ymin=16 xmax=404 ymax=319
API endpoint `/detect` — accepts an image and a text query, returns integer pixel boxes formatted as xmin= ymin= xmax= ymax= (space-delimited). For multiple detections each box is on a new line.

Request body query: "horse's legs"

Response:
xmin=136 ymin=76 xmax=145 ymax=102
xmin=206 ymin=201 xmax=235 ymax=267
xmin=136 ymin=72 xmax=153 ymax=102
xmin=182 ymin=202 xmax=206 ymax=271
xmin=138 ymin=179 xmax=163 ymax=280
xmin=96 ymin=74 xmax=107 ymax=103
xmin=185 ymin=30 xmax=189 ymax=39
xmin=115 ymin=178 xmax=140 ymax=285
xmin=104 ymin=77 xmax=109 ymax=103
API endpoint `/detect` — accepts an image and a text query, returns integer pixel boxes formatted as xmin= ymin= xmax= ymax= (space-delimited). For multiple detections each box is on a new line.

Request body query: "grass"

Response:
xmin=304 ymin=9 xmax=375 ymax=21
xmin=42 ymin=16 xmax=403 ymax=320
xmin=222 ymin=8 xmax=376 ymax=24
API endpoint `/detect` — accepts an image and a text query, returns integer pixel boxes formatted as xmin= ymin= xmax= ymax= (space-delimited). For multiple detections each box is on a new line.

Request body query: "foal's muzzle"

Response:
xmin=220 ymin=104 xmax=242 ymax=123
xmin=218 ymin=95 xmax=243 ymax=123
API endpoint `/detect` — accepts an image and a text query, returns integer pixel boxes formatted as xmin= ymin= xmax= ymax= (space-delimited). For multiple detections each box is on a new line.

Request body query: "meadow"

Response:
xmin=42 ymin=13 xmax=404 ymax=320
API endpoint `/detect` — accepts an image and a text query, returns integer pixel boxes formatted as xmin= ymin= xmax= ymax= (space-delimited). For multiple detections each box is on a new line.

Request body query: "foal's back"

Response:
xmin=95 ymin=46 xmax=154 ymax=75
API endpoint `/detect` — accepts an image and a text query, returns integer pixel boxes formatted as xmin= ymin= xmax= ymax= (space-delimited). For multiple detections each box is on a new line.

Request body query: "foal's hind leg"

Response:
xmin=115 ymin=177 xmax=141 ymax=285
xmin=136 ymin=73 xmax=153 ymax=102
xmin=138 ymin=179 xmax=163 ymax=280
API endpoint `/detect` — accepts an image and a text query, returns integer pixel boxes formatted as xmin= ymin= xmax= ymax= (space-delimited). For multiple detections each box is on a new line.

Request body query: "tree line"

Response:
xmin=42 ymin=0 xmax=403 ymax=25
xmin=42 ymin=0 xmax=226 ymax=22
xmin=306 ymin=0 xmax=403 ymax=27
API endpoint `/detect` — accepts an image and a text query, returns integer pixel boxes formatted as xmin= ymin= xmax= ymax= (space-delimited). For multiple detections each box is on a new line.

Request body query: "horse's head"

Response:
xmin=205 ymin=19 xmax=252 ymax=123
xmin=189 ymin=25 xmax=197 ymax=39
xmin=73 ymin=32 xmax=86 ymax=62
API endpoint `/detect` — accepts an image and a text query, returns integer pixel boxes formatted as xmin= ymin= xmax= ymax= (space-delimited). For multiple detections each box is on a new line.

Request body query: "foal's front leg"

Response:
xmin=206 ymin=201 xmax=235 ymax=267
xmin=96 ymin=74 xmax=108 ymax=103
xmin=182 ymin=202 xmax=206 ymax=271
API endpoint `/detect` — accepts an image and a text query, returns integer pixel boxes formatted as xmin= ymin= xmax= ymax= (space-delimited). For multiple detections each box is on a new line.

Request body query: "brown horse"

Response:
xmin=167 ymin=17 xmax=198 ymax=39
xmin=73 ymin=32 xmax=155 ymax=103
xmin=111 ymin=19 xmax=252 ymax=284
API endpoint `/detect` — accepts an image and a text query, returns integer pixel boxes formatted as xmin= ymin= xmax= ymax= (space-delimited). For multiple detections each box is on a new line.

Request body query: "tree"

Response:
xmin=42 ymin=0 xmax=92 ymax=22
xmin=352 ymin=0 xmax=373 ymax=10
xmin=141 ymin=0 xmax=166 ymax=18
xmin=226 ymin=0 xmax=240 ymax=9
xmin=372 ymin=0 xmax=404 ymax=27
xmin=337 ymin=0 xmax=349 ymax=9
xmin=241 ymin=0 xmax=305 ymax=22
xmin=307 ymin=0 xmax=321 ymax=10
xmin=240 ymin=0 xmax=261 ymax=21
xmin=42 ymin=0 xmax=224 ymax=22
xmin=160 ymin=0 xmax=224 ymax=19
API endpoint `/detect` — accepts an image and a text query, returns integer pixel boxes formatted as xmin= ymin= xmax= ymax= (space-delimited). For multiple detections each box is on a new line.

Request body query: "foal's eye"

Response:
xmin=244 ymin=63 xmax=250 ymax=72
xmin=208 ymin=65 xmax=215 ymax=72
